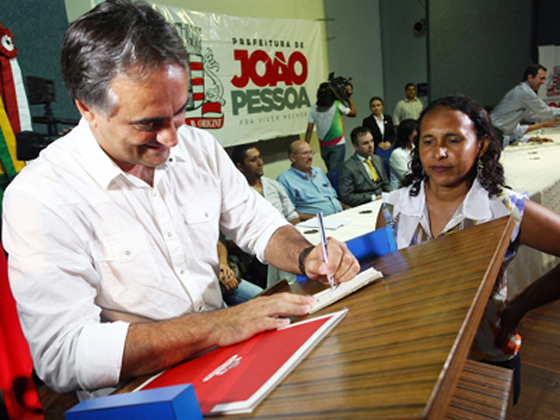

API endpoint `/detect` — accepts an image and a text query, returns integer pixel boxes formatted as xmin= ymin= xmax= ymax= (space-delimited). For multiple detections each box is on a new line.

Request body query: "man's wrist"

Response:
xmin=298 ymin=245 xmax=314 ymax=277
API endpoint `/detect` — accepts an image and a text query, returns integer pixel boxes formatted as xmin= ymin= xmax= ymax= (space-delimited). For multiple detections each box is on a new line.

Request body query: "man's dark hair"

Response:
xmin=316 ymin=82 xmax=335 ymax=110
xmin=61 ymin=0 xmax=189 ymax=116
xmin=369 ymin=96 xmax=384 ymax=107
xmin=404 ymin=83 xmax=416 ymax=91
xmin=522 ymin=64 xmax=547 ymax=81
xmin=231 ymin=144 xmax=256 ymax=166
xmin=403 ymin=95 xmax=504 ymax=197
xmin=394 ymin=119 xmax=417 ymax=150
xmin=350 ymin=126 xmax=372 ymax=146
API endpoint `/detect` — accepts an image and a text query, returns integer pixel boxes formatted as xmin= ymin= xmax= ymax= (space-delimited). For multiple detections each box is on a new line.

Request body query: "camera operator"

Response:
xmin=304 ymin=77 xmax=356 ymax=179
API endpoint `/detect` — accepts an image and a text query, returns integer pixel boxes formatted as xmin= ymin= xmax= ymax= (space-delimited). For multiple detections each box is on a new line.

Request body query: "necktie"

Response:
xmin=365 ymin=158 xmax=379 ymax=182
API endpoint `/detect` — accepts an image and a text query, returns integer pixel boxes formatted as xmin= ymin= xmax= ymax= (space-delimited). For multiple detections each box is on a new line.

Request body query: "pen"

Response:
xmin=317 ymin=212 xmax=335 ymax=289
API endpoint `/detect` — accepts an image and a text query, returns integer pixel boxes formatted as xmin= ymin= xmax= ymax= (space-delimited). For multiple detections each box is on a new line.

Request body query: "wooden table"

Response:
xmin=229 ymin=216 xmax=514 ymax=419
xmin=117 ymin=217 xmax=514 ymax=419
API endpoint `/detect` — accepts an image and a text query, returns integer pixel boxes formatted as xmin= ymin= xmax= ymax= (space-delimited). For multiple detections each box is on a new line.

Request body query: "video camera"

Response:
xmin=328 ymin=72 xmax=353 ymax=106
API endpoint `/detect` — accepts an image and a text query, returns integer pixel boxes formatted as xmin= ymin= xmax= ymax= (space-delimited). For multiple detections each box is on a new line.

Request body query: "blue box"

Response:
xmin=65 ymin=384 xmax=202 ymax=420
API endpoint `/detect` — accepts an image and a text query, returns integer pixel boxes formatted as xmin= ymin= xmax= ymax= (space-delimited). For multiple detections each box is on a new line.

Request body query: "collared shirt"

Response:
xmin=490 ymin=81 xmax=560 ymax=138
xmin=260 ymin=176 xmax=299 ymax=222
xmin=2 ymin=119 xmax=288 ymax=393
xmin=392 ymin=97 xmax=423 ymax=125
xmin=374 ymin=114 xmax=385 ymax=136
xmin=356 ymin=153 xmax=377 ymax=180
xmin=381 ymin=178 xmax=528 ymax=361
xmin=277 ymin=166 xmax=342 ymax=216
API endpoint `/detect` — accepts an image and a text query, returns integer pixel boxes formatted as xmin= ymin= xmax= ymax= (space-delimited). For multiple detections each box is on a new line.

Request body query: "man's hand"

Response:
xmin=219 ymin=263 xmax=239 ymax=292
xmin=345 ymin=85 xmax=353 ymax=97
xmin=528 ymin=136 xmax=554 ymax=143
xmin=208 ymin=293 xmax=316 ymax=347
xmin=303 ymin=237 xmax=360 ymax=286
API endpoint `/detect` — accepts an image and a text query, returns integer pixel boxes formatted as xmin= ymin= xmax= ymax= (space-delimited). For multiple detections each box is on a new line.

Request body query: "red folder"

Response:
xmin=138 ymin=309 xmax=347 ymax=415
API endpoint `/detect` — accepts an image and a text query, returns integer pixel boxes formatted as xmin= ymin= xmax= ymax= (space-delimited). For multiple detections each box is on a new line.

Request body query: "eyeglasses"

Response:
xmin=297 ymin=151 xmax=315 ymax=157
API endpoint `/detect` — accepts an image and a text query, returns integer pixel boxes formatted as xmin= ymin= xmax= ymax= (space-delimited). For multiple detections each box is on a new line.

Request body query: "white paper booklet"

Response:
xmin=310 ymin=267 xmax=383 ymax=314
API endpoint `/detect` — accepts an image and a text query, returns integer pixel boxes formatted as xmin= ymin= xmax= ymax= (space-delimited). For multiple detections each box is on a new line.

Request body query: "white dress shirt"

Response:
xmin=2 ymin=119 xmax=288 ymax=393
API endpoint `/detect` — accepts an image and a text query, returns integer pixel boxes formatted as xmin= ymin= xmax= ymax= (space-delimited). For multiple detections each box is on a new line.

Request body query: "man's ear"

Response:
xmin=75 ymin=100 xmax=98 ymax=126
xmin=289 ymin=153 xmax=296 ymax=164
xmin=235 ymin=162 xmax=244 ymax=173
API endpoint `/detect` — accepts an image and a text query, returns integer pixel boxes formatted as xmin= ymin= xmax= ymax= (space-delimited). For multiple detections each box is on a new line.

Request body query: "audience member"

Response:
xmin=232 ymin=145 xmax=300 ymax=225
xmin=491 ymin=64 xmax=560 ymax=148
xmin=362 ymin=96 xmax=395 ymax=177
xmin=338 ymin=126 xmax=391 ymax=207
xmin=389 ymin=119 xmax=416 ymax=189
xmin=304 ymin=82 xmax=356 ymax=178
xmin=392 ymin=83 xmax=423 ymax=126
xmin=2 ymin=0 xmax=359 ymax=395
xmin=277 ymin=140 xmax=346 ymax=220
xmin=218 ymin=239 xmax=262 ymax=306
xmin=232 ymin=144 xmax=299 ymax=286
xmin=377 ymin=94 xmax=560 ymax=404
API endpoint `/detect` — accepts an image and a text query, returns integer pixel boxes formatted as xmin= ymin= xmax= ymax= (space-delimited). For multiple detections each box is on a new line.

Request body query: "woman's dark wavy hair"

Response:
xmin=394 ymin=119 xmax=416 ymax=150
xmin=402 ymin=95 xmax=504 ymax=197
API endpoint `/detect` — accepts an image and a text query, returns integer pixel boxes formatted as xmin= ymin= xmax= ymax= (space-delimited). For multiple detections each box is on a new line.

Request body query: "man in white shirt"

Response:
xmin=490 ymin=64 xmax=560 ymax=147
xmin=232 ymin=144 xmax=300 ymax=286
xmin=232 ymin=145 xmax=300 ymax=225
xmin=392 ymin=83 xmax=423 ymax=126
xmin=2 ymin=0 xmax=359 ymax=396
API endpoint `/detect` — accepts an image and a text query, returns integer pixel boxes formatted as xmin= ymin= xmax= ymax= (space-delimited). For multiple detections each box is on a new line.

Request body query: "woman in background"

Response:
xmin=389 ymin=119 xmax=416 ymax=189
xmin=362 ymin=96 xmax=395 ymax=177
xmin=376 ymin=94 xmax=560 ymax=404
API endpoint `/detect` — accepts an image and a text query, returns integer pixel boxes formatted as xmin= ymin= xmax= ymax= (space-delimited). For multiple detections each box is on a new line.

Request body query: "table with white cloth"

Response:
xmin=295 ymin=199 xmax=381 ymax=246
xmin=501 ymin=128 xmax=560 ymax=294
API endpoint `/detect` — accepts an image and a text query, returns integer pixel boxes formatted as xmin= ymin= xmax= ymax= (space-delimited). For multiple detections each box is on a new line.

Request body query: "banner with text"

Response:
xmin=153 ymin=3 xmax=325 ymax=146
xmin=538 ymin=45 xmax=560 ymax=107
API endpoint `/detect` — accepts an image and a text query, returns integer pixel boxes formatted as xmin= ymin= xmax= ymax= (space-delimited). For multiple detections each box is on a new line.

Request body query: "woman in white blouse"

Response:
xmin=389 ymin=119 xmax=416 ymax=189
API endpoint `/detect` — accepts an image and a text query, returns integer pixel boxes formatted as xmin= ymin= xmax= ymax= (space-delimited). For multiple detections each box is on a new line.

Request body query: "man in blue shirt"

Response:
xmin=277 ymin=140 xmax=346 ymax=220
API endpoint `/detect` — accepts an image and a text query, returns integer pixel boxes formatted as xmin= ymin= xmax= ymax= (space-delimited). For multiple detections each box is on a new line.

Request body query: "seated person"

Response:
xmin=362 ymin=96 xmax=395 ymax=177
xmin=490 ymin=64 xmax=560 ymax=147
xmin=338 ymin=126 xmax=391 ymax=207
xmin=277 ymin=140 xmax=347 ymax=220
xmin=217 ymin=239 xmax=262 ymax=306
xmin=232 ymin=145 xmax=300 ymax=225
xmin=2 ymin=2 xmax=360 ymax=396
xmin=377 ymin=94 xmax=560 ymax=405
xmin=232 ymin=144 xmax=299 ymax=286
xmin=389 ymin=119 xmax=416 ymax=190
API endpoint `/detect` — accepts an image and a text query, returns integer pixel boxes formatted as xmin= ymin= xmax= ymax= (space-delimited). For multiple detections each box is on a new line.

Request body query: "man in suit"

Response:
xmin=338 ymin=126 xmax=391 ymax=207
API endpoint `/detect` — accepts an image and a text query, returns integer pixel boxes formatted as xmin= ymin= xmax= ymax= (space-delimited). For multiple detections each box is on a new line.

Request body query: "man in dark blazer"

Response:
xmin=338 ymin=126 xmax=391 ymax=207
